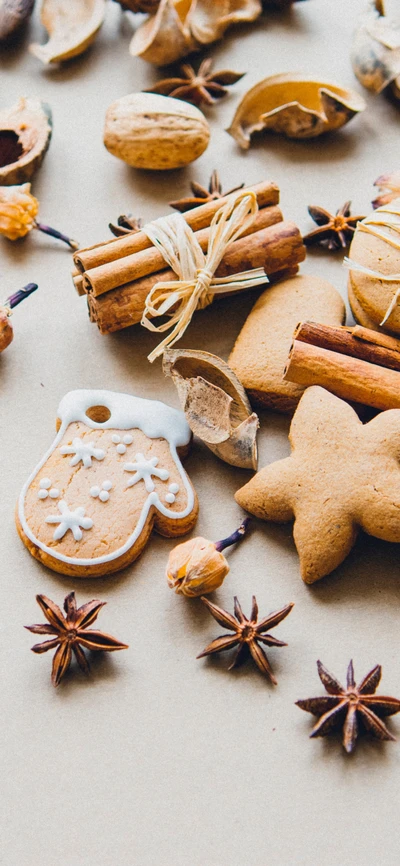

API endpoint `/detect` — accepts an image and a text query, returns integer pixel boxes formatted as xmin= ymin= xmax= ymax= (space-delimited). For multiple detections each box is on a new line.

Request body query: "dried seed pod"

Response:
xmin=103 ymin=93 xmax=210 ymax=170
xmin=167 ymin=537 xmax=230 ymax=596
xmin=0 ymin=183 xmax=78 ymax=248
xmin=166 ymin=519 xmax=250 ymax=597
xmin=227 ymin=73 xmax=366 ymax=149
xmin=373 ymin=171 xmax=400 ymax=208
xmin=0 ymin=305 xmax=13 ymax=351
xmin=129 ymin=0 xmax=262 ymax=66
xmin=0 ymin=98 xmax=52 ymax=186
xmin=0 ymin=283 xmax=38 ymax=353
xmin=0 ymin=0 xmax=35 ymax=41
xmin=163 ymin=348 xmax=259 ymax=469
xmin=29 ymin=0 xmax=106 ymax=64
xmin=351 ymin=0 xmax=400 ymax=98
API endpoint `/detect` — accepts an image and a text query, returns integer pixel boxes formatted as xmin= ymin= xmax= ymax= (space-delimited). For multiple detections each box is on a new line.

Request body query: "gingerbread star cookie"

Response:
xmin=17 ymin=389 xmax=198 ymax=578
xmin=235 ymin=386 xmax=400 ymax=583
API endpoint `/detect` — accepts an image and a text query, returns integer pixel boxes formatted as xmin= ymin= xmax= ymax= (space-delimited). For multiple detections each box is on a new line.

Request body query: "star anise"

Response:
xmin=145 ymin=59 xmax=245 ymax=108
xmin=197 ymin=596 xmax=294 ymax=683
xmin=25 ymin=592 xmax=128 ymax=687
xmin=296 ymin=660 xmax=400 ymax=753
xmin=303 ymin=201 xmax=366 ymax=251
xmin=109 ymin=214 xmax=142 ymax=237
xmin=169 ymin=170 xmax=244 ymax=213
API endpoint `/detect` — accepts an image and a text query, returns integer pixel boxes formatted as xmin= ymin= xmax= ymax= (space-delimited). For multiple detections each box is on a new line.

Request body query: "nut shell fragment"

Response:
xmin=0 ymin=0 xmax=35 ymax=41
xmin=29 ymin=0 xmax=106 ymax=65
xmin=227 ymin=73 xmax=366 ymax=149
xmin=163 ymin=348 xmax=258 ymax=469
xmin=351 ymin=0 xmax=400 ymax=98
xmin=129 ymin=0 xmax=262 ymax=66
xmin=103 ymin=93 xmax=210 ymax=171
xmin=0 ymin=98 xmax=52 ymax=186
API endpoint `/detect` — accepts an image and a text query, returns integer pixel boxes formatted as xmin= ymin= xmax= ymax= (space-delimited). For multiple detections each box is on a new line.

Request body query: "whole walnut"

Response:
xmin=104 ymin=93 xmax=210 ymax=171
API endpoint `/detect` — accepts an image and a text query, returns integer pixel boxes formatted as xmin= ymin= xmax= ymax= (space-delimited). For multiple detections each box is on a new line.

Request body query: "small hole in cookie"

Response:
xmin=86 ymin=405 xmax=111 ymax=423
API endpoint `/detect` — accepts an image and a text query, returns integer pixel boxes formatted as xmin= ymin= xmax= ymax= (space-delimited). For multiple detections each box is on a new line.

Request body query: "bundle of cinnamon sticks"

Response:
xmin=72 ymin=181 xmax=306 ymax=334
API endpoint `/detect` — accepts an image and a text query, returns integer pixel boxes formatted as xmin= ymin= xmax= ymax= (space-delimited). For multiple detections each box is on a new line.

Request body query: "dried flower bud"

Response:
xmin=166 ymin=518 xmax=250 ymax=597
xmin=0 ymin=305 xmax=13 ymax=351
xmin=373 ymin=172 xmax=400 ymax=209
xmin=167 ymin=537 xmax=229 ymax=597
xmin=0 ymin=183 xmax=78 ymax=248
xmin=0 ymin=282 xmax=38 ymax=353
xmin=0 ymin=182 xmax=38 ymax=240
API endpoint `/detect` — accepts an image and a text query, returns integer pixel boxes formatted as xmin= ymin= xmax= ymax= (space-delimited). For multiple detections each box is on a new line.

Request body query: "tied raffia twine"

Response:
xmin=141 ymin=190 xmax=268 ymax=362
xmin=344 ymin=202 xmax=400 ymax=326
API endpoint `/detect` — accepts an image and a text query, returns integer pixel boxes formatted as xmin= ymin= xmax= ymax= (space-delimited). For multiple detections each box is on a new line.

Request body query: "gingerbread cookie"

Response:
xmin=229 ymin=274 xmax=345 ymax=413
xmin=235 ymin=385 xmax=400 ymax=583
xmin=348 ymin=276 xmax=381 ymax=332
xmin=17 ymin=389 xmax=198 ymax=577
xmin=347 ymin=201 xmax=400 ymax=336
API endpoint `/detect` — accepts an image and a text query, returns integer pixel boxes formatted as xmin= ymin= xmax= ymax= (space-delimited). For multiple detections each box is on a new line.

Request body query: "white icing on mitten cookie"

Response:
xmin=17 ymin=389 xmax=198 ymax=578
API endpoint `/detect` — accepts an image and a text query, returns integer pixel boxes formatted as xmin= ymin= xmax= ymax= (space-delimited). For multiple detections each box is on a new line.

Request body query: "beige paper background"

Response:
xmin=2 ymin=2 xmax=400 ymax=864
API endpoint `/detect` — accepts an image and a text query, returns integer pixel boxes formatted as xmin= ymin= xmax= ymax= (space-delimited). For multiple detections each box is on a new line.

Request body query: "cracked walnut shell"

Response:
xmin=227 ymin=73 xmax=366 ymax=148
xmin=29 ymin=0 xmax=106 ymax=65
xmin=103 ymin=93 xmax=210 ymax=170
xmin=0 ymin=97 xmax=52 ymax=186
xmin=129 ymin=0 xmax=262 ymax=66
xmin=351 ymin=0 xmax=400 ymax=99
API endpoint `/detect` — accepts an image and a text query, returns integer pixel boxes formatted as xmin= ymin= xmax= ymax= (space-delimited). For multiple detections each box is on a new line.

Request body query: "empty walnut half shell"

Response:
xmin=351 ymin=0 xmax=400 ymax=99
xmin=129 ymin=0 xmax=262 ymax=66
xmin=227 ymin=73 xmax=366 ymax=148
xmin=163 ymin=348 xmax=259 ymax=470
xmin=29 ymin=0 xmax=106 ymax=64
xmin=0 ymin=98 xmax=52 ymax=186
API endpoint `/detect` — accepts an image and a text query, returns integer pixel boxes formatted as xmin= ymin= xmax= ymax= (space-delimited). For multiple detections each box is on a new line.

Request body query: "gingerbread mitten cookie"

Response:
xmin=17 ymin=390 xmax=198 ymax=577
xmin=235 ymin=386 xmax=400 ymax=583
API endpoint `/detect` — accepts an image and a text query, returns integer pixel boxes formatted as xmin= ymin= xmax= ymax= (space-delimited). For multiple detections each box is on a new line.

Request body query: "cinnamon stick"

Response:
xmin=72 ymin=272 xmax=85 ymax=296
xmin=74 ymin=181 xmax=280 ymax=273
xmin=284 ymin=340 xmax=400 ymax=411
xmin=293 ymin=321 xmax=400 ymax=372
xmin=83 ymin=204 xmax=283 ymax=298
xmin=88 ymin=221 xmax=305 ymax=334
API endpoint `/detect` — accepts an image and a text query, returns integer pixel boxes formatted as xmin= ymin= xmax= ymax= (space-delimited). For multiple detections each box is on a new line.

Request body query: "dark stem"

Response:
xmin=214 ymin=518 xmax=251 ymax=552
xmin=5 ymin=282 xmax=38 ymax=309
xmin=34 ymin=221 xmax=79 ymax=251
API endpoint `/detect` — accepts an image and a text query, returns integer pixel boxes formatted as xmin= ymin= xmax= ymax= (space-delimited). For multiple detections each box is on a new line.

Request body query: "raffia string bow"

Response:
xmin=344 ymin=203 xmax=400 ymax=326
xmin=141 ymin=190 xmax=268 ymax=362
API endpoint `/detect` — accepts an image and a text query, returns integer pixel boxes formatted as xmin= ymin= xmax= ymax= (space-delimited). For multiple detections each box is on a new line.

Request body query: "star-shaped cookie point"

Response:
xmin=60 ymin=436 xmax=105 ymax=468
xmin=124 ymin=453 xmax=169 ymax=492
xmin=296 ymin=660 xmax=400 ymax=753
xmin=235 ymin=386 xmax=400 ymax=583
xmin=46 ymin=500 xmax=93 ymax=541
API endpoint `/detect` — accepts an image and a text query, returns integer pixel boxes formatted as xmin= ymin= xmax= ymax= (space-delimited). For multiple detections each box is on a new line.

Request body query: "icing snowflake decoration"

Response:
xmin=60 ymin=437 xmax=105 ymax=468
xmin=45 ymin=500 xmax=93 ymax=541
xmin=111 ymin=433 xmax=133 ymax=455
xmin=90 ymin=480 xmax=113 ymax=502
xmin=38 ymin=478 xmax=60 ymax=500
xmin=124 ymin=453 xmax=169 ymax=492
